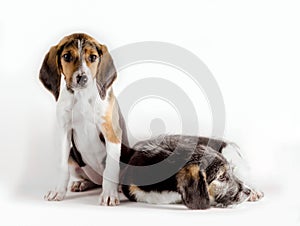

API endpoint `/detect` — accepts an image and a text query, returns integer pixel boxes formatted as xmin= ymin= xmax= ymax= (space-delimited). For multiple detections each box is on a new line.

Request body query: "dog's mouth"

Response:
xmin=239 ymin=191 xmax=252 ymax=203
xmin=66 ymin=84 xmax=88 ymax=93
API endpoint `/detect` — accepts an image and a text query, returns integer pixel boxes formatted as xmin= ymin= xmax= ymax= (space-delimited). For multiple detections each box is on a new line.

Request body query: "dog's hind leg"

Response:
xmin=69 ymin=157 xmax=101 ymax=192
xmin=70 ymin=180 xmax=100 ymax=192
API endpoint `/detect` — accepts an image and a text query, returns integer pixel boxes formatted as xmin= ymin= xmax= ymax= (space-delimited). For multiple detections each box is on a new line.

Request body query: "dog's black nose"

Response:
xmin=76 ymin=74 xmax=88 ymax=85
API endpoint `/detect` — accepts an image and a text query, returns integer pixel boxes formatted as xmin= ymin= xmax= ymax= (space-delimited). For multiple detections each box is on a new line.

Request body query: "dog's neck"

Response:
xmin=67 ymin=79 xmax=98 ymax=104
xmin=57 ymin=78 xmax=113 ymax=115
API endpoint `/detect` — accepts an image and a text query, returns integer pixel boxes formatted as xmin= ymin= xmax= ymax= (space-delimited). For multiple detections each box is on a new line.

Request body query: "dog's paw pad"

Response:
xmin=98 ymin=190 xmax=120 ymax=206
xmin=44 ymin=189 xmax=66 ymax=201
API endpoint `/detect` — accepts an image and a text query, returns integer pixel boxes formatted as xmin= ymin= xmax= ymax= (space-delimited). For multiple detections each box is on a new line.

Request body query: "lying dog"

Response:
xmin=122 ymin=135 xmax=263 ymax=209
xmin=40 ymin=33 xmax=130 ymax=206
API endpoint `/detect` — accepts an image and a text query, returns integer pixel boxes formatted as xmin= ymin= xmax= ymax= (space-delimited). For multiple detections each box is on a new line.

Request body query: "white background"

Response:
xmin=0 ymin=0 xmax=300 ymax=225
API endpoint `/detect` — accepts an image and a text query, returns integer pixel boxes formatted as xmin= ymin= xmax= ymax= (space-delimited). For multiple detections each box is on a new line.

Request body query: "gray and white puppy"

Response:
xmin=122 ymin=135 xmax=263 ymax=209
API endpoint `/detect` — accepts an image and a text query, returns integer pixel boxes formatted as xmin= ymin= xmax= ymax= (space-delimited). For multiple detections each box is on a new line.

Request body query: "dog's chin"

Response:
xmin=215 ymin=192 xmax=251 ymax=208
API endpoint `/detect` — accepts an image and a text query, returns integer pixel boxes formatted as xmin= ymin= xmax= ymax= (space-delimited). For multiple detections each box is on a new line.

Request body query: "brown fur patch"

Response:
xmin=68 ymin=157 xmax=77 ymax=166
xmin=207 ymin=166 xmax=227 ymax=200
xmin=84 ymin=46 xmax=100 ymax=78
xmin=177 ymin=164 xmax=200 ymax=187
xmin=216 ymin=165 xmax=227 ymax=178
xmin=129 ymin=185 xmax=141 ymax=196
xmin=60 ymin=46 xmax=79 ymax=87
xmin=101 ymin=90 xmax=122 ymax=144
xmin=208 ymin=183 xmax=216 ymax=197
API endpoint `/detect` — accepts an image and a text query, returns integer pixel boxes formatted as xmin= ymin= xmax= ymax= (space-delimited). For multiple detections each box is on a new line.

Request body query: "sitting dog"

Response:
xmin=122 ymin=135 xmax=263 ymax=209
xmin=40 ymin=33 xmax=130 ymax=206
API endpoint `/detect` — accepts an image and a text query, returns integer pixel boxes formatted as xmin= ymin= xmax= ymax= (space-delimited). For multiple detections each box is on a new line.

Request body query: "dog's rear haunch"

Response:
xmin=121 ymin=135 xmax=263 ymax=209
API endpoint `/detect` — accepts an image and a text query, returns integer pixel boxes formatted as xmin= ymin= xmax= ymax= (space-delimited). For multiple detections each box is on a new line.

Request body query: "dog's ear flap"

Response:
xmin=177 ymin=164 xmax=210 ymax=210
xmin=39 ymin=45 xmax=61 ymax=101
xmin=96 ymin=45 xmax=117 ymax=100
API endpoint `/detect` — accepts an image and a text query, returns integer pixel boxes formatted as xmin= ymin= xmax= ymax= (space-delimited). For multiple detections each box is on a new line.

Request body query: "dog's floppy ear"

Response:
xmin=96 ymin=45 xmax=117 ymax=100
xmin=39 ymin=45 xmax=61 ymax=101
xmin=177 ymin=164 xmax=210 ymax=210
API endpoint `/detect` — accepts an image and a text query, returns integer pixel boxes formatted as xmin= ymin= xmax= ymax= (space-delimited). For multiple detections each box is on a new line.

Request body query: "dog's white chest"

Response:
xmin=57 ymin=86 xmax=106 ymax=174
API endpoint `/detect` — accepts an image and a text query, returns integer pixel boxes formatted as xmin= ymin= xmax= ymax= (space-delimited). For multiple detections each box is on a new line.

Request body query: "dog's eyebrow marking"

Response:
xmin=78 ymin=39 xmax=82 ymax=52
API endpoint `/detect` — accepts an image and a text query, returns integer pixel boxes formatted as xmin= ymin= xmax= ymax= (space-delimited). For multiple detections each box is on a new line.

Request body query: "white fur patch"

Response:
xmin=133 ymin=190 xmax=181 ymax=204
xmin=56 ymin=80 xmax=107 ymax=175
xmin=78 ymin=39 xmax=82 ymax=55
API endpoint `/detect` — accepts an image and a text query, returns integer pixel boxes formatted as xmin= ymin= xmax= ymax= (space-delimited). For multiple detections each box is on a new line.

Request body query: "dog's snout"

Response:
xmin=76 ymin=74 xmax=88 ymax=85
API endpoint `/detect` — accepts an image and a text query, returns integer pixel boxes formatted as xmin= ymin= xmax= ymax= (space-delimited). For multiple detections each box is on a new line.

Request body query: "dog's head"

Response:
xmin=177 ymin=150 xmax=252 ymax=209
xmin=39 ymin=33 xmax=116 ymax=100
xmin=205 ymin=161 xmax=252 ymax=208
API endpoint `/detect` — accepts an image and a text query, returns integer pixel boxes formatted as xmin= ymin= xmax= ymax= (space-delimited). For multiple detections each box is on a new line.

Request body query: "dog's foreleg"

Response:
xmin=99 ymin=141 xmax=121 ymax=206
xmin=44 ymin=130 xmax=71 ymax=201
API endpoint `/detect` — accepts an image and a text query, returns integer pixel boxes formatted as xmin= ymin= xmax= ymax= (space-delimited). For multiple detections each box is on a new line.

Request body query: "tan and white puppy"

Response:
xmin=39 ymin=33 xmax=129 ymax=206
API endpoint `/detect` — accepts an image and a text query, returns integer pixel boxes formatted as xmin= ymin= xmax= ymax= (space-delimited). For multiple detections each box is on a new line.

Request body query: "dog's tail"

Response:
xmin=222 ymin=141 xmax=251 ymax=181
xmin=203 ymin=137 xmax=242 ymax=157
xmin=120 ymin=143 xmax=136 ymax=166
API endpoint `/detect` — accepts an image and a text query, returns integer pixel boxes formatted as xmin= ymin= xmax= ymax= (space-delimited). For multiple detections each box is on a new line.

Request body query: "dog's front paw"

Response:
xmin=44 ymin=188 xmax=66 ymax=201
xmin=248 ymin=189 xmax=264 ymax=202
xmin=98 ymin=189 xmax=120 ymax=206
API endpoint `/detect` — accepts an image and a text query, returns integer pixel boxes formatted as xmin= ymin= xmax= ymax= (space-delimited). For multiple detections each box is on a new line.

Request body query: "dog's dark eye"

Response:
xmin=89 ymin=54 xmax=98 ymax=63
xmin=62 ymin=53 xmax=73 ymax=62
